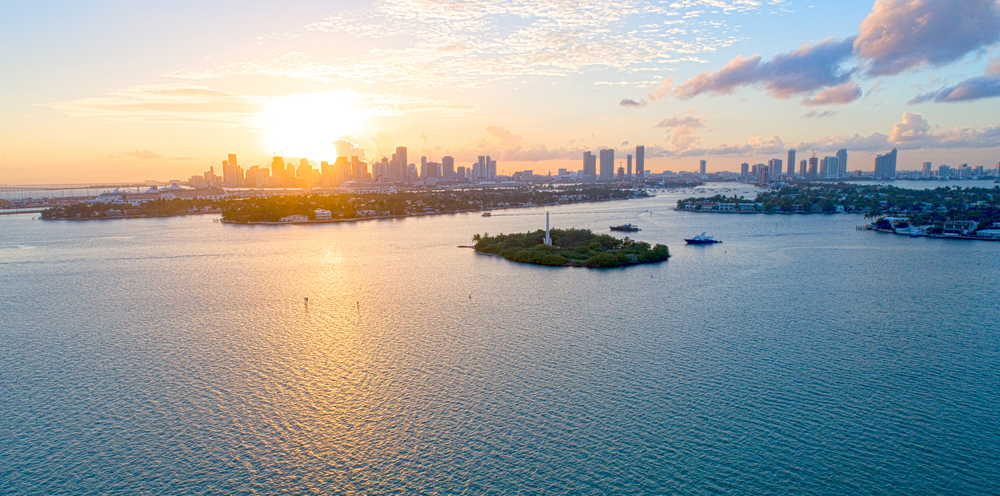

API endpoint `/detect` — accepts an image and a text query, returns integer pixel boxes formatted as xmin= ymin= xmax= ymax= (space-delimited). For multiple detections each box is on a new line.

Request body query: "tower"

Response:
xmin=544 ymin=211 xmax=552 ymax=246
xmin=635 ymin=145 xmax=645 ymax=179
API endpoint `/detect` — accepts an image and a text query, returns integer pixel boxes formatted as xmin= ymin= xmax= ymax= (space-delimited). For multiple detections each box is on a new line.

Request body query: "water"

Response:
xmin=2 ymin=187 xmax=999 ymax=495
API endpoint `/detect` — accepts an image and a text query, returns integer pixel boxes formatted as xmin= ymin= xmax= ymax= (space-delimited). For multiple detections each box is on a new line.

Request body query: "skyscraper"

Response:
xmin=635 ymin=145 xmax=645 ymax=179
xmin=741 ymin=162 xmax=749 ymax=180
xmin=922 ymin=162 xmax=932 ymax=178
xmin=799 ymin=159 xmax=807 ymax=176
xmin=787 ymin=149 xmax=796 ymax=177
xmin=442 ymin=156 xmax=455 ymax=178
xmin=836 ymin=149 xmax=848 ymax=178
xmin=874 ymin=148 xmax=898 ymax=179
xmin=768 ymin=158 xmax=783 ymax=177
xmin=626 ymin=154 xmax=633 ymax=179
xmin=699 ymin=160 xmax=707 ymax=179
xmin=271 ymin=156 xmax=285 ymax=186
xmin=599 ymin=149 xmax=615 ymax=181
xmin=583 ymin=152 xmax=597 ymax=182
xmin=808 ymin=156 xmax=819 ymax=179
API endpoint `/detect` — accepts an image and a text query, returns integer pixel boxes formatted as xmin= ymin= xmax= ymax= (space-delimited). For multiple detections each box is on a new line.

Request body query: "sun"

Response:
xmin=255 ymin=91 xmax=368 ymax=162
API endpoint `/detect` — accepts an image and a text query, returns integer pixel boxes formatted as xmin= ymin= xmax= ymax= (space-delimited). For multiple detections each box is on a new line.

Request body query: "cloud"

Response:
xmin=855 ymin=0 xmax=1000 ymax=77
xmin=655 ymin=114 xmax=705 ymax=129
xmin=107 ymin=150 xmax=167 ymax=160
xmin=47 ymin=84 xmax=259 ymax=126
xmin=333 ymin=139 xmax=366 ymax=160
xmin=648 ymin=77 xmax=674 ymax=101
xmin=804 ymin=110 xmax=837 ymax=119
xmin=801 ymin=81 xmax=862 ymax=106
xmin=908 ymin=76 xmax=1000 ymax=103
xmin=620 ymin=98 xmax=647 ymax=107
xmin=655 ymin=111 xmax=706 ymax=152
xmin=169 ymin=0 xmax=775 ymax=89
xmin=889 ymin=112 xmax=932 ymax=142
xmin=368 ymin=132 xmax=396 ymax=159
xmin=989 ymin=56 xmax=1000 ymax=77
xmin=674 ymin=37 xmax=857 ymax=100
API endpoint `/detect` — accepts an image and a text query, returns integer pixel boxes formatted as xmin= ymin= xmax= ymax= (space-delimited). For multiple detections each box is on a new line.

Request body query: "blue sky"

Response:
xmin=1 ymin=0 xmax=998 ymax=183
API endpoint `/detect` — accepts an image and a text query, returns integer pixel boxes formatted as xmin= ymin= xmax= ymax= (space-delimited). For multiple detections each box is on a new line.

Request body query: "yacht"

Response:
xmin=684 ymin=232 xmax=722 ymax=244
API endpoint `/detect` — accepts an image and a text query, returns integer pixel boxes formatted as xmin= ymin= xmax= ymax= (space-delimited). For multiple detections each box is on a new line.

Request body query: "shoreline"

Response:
xmin=220 ymin=197 xmax=638 ymax=226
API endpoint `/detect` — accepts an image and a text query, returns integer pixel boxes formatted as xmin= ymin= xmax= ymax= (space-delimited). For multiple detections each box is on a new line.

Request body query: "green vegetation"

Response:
xmin=677 ymin=183 xmax=1000 ymax=231
xmin=40 ymin=198 xmax=220 ymax=220
xmin=473 ymin=228 xmax=669 ymax=268
xmin=222 ymin=186 xmax=649 ymax=223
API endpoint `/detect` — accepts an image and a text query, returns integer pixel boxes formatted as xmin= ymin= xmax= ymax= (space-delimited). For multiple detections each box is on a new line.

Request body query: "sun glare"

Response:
xmin=256 ymin=91 xmax=368 ymax=161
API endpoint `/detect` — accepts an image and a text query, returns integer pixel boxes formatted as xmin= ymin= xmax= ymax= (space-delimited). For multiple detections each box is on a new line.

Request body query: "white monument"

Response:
xmin=544 ymin=211 xmax=552 ymax=246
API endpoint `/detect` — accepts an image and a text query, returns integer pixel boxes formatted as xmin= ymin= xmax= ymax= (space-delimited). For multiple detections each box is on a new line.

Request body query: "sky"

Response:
xmin=2 ymin=0 xmax=999 ymax=184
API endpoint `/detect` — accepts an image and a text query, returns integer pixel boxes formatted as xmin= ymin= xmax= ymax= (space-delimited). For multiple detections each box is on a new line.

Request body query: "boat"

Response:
xmin=684 ymin=232 xmax=722 ymax=244
xmin=482 ymin=212 xmax=491 ymax=217
xmin=610 ymin=223 xmax=641 ymax=232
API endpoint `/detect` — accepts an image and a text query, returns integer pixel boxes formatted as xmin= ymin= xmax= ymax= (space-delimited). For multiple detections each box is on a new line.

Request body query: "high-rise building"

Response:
xmin=699 ymin=160 xmax=707 ymax=179
xmin=271 ymin=156 xmax=285 ymax=186
xmin=874 ymin=148 xmax=898 ymax=179
xmin=836 ymin=149 xmax=848 ymax=178
xmin=420 ymin=156 xmax=427 ymax=178
xmin=487 ymin=157 xmax=496 ymax=179
xmin=768 ymin=158 xmax=783 ymax=177
xmin=922 ymin=162 xmax=932 ymax=178
xmin=787 ymin=149 xmax=796 ymax=177
xmin=635 ymin=145 xmax=645 ymax=179
xmin=741 ymin=162 xmax=749 ymax=180
xmin=799 ymin=159 xmax=807 ymax=176
xmin=808 ymin=156 xmax=819 ymax=179
xmin=442 ymin=156 xmax=455 ymax=178
xmin=223 ymin=154 xmax=243 ymax=187
xmin=627 ymin=154 xmax=633 ymax=179
xmin=599 ymin=149 xmax=615 ymax=181
xmin=583 ymin=152 xmax=597 ymax=182
xmin=456 ymin=166 xmax=466 ymax=180
xmin=821 ymin=156 xmax=840 ymax=179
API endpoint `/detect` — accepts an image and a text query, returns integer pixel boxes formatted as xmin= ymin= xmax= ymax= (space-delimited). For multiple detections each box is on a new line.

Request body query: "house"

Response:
xmin=941 ymin=221 xmax=977 ymax=236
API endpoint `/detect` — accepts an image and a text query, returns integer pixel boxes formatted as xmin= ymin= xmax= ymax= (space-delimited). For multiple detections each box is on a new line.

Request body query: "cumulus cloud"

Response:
xmin=909 ymin=76 xmax=1000 ymax=103
xmin=855 ymin=0 xmax=1000 ymax=77
xmin=673 ymin=37 xmax=856 ymax=100
xmin=619 ymin=98 xmax=647 ymax=107
xmin=889 ymin=112 xmax=932 ymax=142
xmin=368 ymin=132 xmax=396 ymax=159
xmin=333 ymin=139 xmax=366 ymax=160
xmin=801 ymin=81 xmax=862 ymax=106
xmin=655 ymin=111 xmax=706 ymax=152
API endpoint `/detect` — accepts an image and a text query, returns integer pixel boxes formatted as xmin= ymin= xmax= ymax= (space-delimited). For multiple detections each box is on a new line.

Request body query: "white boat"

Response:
xmin=684 ymin=232 xmax=722 ymax=244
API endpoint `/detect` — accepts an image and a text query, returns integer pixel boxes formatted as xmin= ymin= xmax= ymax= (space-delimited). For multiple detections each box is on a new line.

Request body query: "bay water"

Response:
xmin=2 ymin=185 xmax=999 ymax=494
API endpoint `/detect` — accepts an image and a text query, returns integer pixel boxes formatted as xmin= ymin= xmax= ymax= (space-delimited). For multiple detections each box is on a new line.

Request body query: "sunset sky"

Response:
xmin=2 ymin=0 xmax=999 ymax=184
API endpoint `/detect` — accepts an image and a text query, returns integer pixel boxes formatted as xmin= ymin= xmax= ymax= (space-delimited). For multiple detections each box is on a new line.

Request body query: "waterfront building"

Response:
xmin=582 ymin=152 xmax=597 ymax=182
xmin=874 ymin=148 xmax=898 ymax=179
xmin=787 ymin=149 xmax=796 ymax=176
xmin=808 ymin=156 xmax=819 ymax=179
xmin=635 ymin=145 xmax=645 ymax=180
xmin=768 ymin=159 xmax=783 ymax=177
xmin=741 ymin=162 xmax=749 ymax=180
xmin=820 ymin=156 xmax=840 ymax=179
xmin=922 ymin=162 xmax=932 ymax=178
xmin=627 ymin=154 xmax=633 ymax=179
xmin=699 ymin=160 xmax=707 ymax=179
xmin=836 ymin=149 xmax=848 ymax=178
xmin=799 ymin=159 xmax=807 ymax=176
xmin=599 ymin=149 xmax=615 ymax=181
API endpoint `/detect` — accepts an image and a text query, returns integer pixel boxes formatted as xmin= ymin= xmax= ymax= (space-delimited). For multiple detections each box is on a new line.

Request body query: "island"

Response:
xmin=472 ymin=228 xmax=669 ymax=268
xmin=675 ymin=183 xmax=1000 ymax=240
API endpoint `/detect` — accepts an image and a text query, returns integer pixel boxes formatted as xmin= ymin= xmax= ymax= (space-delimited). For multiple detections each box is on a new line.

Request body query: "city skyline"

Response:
xmin=3 ymin=0 xmax=1000 ymax=184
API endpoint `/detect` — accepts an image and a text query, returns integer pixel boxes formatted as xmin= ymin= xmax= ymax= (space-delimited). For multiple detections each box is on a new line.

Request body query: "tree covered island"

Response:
xmin=473 ymin=228 xmax=669 ymax=268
